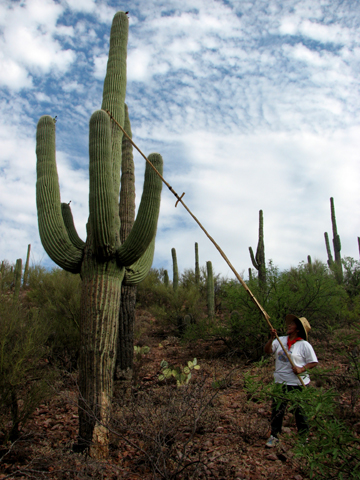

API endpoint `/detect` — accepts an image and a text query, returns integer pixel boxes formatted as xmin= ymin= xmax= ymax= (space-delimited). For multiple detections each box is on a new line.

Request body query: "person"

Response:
xmin=264 ymin=314 xmax=318 ymax=448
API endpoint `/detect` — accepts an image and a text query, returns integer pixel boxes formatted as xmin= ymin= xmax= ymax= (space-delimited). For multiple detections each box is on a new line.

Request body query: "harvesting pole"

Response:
xmin=108 ymin=113 xmax=305 ymax=386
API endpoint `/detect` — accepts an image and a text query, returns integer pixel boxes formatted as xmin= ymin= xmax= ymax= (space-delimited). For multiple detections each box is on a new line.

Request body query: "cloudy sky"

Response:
xmin=1 ymin=0 xmax=359 ymax=281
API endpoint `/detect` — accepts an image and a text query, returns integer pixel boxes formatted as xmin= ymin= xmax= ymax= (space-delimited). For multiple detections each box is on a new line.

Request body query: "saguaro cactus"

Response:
xmin=23 ymin=244 xmax=31 ymax=288
xmin=164 ymin=269 xmax=169 ymax=287
xmin=172 ymin=247 xmax=178 ymax=291
xmin=206 ymin=261 xmax=215 ymax=318
xmin=36 ymin=12 xmax=163 ymax=456
xmin=116 ymin=104 xmax=140 ymax=381
xmin=249 ymin=210 xmax=266 ymax=286
xmin=13 ymin=259 xmax=22 ymax=303
xmin=324 ymin=197 xmax=343 ymax=283
xmin=195 ymin=242 xmax=200 ymax=286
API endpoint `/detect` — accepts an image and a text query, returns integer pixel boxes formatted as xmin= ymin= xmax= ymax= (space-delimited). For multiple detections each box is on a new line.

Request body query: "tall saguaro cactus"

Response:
xmin=195 ymin=242 xmax=200 ymax=286
xmin=116 ymin=104 xmax=138 ymax=380
xmin=36 ymin=12 xmax=163 ymax=456
xmin=249 ymin=210 xmax=266 ymax=286
xmin=206 ymin=261 xmax=215 ymax=318
xmin=172 ymin=247 xmax=179 ymax=291
xmin=324 ymin=197 xmax=343 ymax=283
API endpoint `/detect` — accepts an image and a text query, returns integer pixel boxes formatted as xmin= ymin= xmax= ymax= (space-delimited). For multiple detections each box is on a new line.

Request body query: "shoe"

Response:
xmin=265 ymin=435 xmax=279 ymax=448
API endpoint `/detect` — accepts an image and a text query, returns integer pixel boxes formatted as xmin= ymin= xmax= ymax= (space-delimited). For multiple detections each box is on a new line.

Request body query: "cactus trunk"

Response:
xmin=78 ymin=256 xmax=123 ymax=455
xmin=206 ymin=261 xmax=215 ymax=318
xmin=172 ymin=247 xmax=178 ymax=291
xmin=324 ymin=197 xmax=343 ymax=283
xmin=195 ymin=242 xmax=200 ymax=286
xmin=116 ymin=104 xmax=136 ymax=380
xmin=23 ymin=244 xmax=31 ymax=288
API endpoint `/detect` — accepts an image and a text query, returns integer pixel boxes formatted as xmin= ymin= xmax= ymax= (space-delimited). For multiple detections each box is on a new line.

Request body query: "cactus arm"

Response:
xmin=123 ymin=236 xmax=156 ymax=286
xmin=36 ymin=115 xmax=83 ymax=273
xmin=116 ymin=153 xmax=163 ymax=267
xmin=61 ymin=203 xmax=86 ymax=249
xmin=89 ymin=110 xmax=116 ymax=258
xmin=324 ymin=232 xmax=334 ymax=266
xmin=249 ymin=246 xmax=258 ymax=269
xmin=101 ymin=11 xmax=128 ymax=247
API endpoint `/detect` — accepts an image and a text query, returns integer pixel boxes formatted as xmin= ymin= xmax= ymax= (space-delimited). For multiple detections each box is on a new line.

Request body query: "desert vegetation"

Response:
xmin=0 ymin=253 xmax=359 ymax=479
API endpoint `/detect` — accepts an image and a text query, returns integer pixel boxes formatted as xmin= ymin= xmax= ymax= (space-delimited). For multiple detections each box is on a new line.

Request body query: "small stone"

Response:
xmin=266 ymin=454 xmax=277 ymax=461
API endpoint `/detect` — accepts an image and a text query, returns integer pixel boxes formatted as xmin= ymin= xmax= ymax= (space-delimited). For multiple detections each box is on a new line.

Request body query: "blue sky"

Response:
xmin=0 ymin=0 xmax=359 ymax=280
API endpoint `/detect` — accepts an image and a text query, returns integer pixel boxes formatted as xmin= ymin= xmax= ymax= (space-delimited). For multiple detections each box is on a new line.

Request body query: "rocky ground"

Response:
xmin=0 ymin=313 xmax=358 ymax=480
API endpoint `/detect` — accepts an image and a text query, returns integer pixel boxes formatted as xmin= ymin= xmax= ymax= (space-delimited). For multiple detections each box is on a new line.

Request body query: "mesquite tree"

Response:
xmin=36 ymin=12 xmax=163 ymax=456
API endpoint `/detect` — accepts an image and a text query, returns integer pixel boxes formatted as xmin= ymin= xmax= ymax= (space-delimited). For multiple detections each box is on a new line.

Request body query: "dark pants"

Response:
xmin=271 ymin=384 xmax=309 ymax=438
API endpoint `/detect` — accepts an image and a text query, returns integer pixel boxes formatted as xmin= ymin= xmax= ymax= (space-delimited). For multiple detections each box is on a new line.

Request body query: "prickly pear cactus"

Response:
xmin=36 ymin=11 xmax=163 ymax=456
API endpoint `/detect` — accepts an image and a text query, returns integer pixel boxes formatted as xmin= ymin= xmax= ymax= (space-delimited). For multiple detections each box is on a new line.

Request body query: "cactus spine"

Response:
xmin=195 ymin=242 xmax=200 ymax=286
xmin=206 ymin=261 xmax=215 ymax=318
xmin=172 ymin=247 xmax=178 ymax=291
xmin=324 ymin=197 xmax=343 ymax=283
xmin=35 ymin=12 xmax=163 ymax=456
xmin=249 ymin=210 xmax=266 ymax=286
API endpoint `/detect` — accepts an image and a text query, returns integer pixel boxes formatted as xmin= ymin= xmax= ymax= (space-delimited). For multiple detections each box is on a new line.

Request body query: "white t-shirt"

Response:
xmin=272 ymin=336 xmax=318 ymax=386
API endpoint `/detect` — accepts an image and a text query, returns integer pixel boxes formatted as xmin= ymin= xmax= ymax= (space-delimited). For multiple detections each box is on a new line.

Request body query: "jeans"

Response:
xmin=271 ymin=384 xmax=309 ymax=438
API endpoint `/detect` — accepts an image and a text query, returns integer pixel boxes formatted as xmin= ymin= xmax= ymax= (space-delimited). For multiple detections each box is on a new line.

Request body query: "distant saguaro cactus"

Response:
xmin=164 ymin=269 xmax=169 ymax=287
xmin=23 ymin=244 xmax=31 ymax=288
xmin=13 ymin=259 xmax=22 ymax=303
xmin=307 ymin=255 xmax=312 ymax=265
xmin=206 ymin=261 xmax=215 ymax=318
xmin=36 ymin=11 xmax=163 ymax=456
xmin=172 ymin=247 xmax=178 ymax=291
xmin=249 ymin=210 xmax=266 ymax=286
xmin=324 ymin=197 xmax=343 ymax=283
xmin=195 ymin=242 xmax=200 ymax=286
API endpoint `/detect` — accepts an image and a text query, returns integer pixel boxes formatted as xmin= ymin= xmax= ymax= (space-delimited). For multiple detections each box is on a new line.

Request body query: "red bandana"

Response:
xmin=287 ymin=336 xmax=303 ymax=351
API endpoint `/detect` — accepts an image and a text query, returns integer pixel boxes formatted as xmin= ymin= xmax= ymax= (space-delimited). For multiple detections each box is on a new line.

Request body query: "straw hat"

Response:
xmin=285 ymin=314 xmax=311 ymax=341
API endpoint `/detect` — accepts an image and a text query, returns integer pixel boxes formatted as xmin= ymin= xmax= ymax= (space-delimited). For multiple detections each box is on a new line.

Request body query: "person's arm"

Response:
xmin=292 ymin=362 xmax=318 ymax=375
xmin=264 ymin=329 xmax=277 ymax=354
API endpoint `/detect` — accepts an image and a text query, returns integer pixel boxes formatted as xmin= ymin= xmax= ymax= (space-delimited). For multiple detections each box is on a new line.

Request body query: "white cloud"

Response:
xmin=0 ymin=0 xmax=359 ymax=278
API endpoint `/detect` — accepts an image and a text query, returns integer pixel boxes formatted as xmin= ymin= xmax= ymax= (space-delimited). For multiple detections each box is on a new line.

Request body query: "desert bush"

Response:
xmin=0 ymin=299 xmax=53 ymax=443
xmin=25 ymin=266 xmax=81 ymax=369
xmin=215 ymin=260 xmax=347 ymax=358
xmin=111 ymin=373 xmax=219 ymax=479
xmin=244 ymin=353 xmax=360 ymax=480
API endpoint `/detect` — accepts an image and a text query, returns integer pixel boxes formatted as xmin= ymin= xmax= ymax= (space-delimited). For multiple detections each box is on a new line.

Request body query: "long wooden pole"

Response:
xmin=104 ymin=109 xmax=306 ymax=387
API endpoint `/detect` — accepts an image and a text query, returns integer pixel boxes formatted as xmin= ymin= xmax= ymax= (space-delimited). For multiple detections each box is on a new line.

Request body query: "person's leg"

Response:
xmin=287 ymin=385 xmax=309 ymax=435
xmin=270 ymin=387 xmax=288 ymax=438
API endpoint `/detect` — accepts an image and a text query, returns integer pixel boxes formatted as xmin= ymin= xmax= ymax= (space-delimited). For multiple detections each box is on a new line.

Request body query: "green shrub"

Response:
xmin=216 ymin=260 xmax=347 ymax=358
xmin=25 ymin=266 xmax=81 ymax=369
xmin=0 ymin=299 xmax=53 ymax=443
